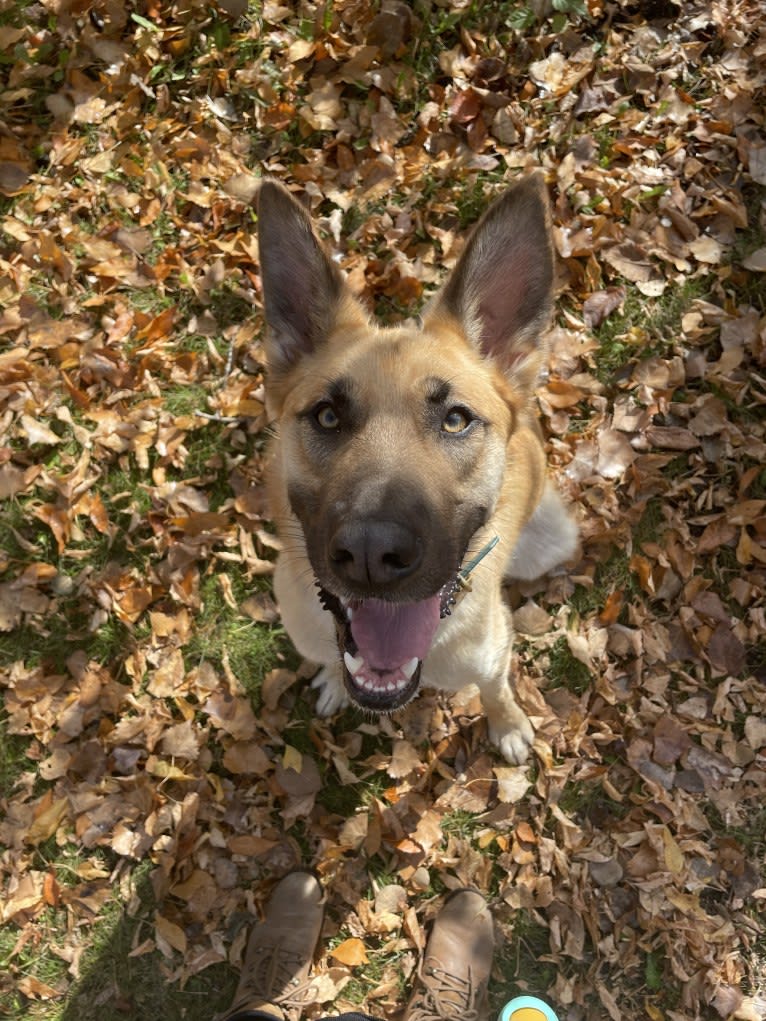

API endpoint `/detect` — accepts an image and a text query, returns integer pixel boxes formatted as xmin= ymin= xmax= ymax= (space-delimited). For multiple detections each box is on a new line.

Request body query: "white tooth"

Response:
xmin=346 ymin=605 xmax=354 ymax=621
xmin=386 ymin=682 xmax=396 ymax=692
xmin=344 ymin=652 xmax=364 ymax=676
xmin=402 ymin=657 xmax=419 ymax=681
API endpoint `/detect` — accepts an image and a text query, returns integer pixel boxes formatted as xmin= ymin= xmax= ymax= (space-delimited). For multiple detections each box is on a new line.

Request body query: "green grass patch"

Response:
xmin=316 ymin=768 xmax=389 ymax=818
xmin=0 ymin=605 xmax=136 ymax=677
xmin=557 ymin=776 xmax=627 ymax=825
xmin=702 ymin=802 xmax=766 ymax=857
xmin=6 ymin=863 xmax=240 ymax=1021
xmin=160 ymin=383 xmax=210 ymax=419
xmin=489 ymin=909 xmax=557 ymax=1015
xmin=176 ymin=427 xmax=237 ymax=500
xmin=205 ymin=284 xmax=257 ymax=333
xmin=182 ymin=572 xmax=283 ymax=701
xmin=0 ymin=912 xmax=70 ymax=1020
xmin=591 ymin=276 xmax=708 ymax=385
xmin=333 ymin=938 xmax=410 ymax=1009
xmin=545 ymin=636 xmax=592 ymax=695
xmin=730 ymin=183 xmax=766 ymax=308
xmin=441 ymin=808 xmax=481 ymax=840
xmin=0 ymin=714 xmax=32 ymax=799
xmin=0 ymin=498 xmax=58 ymax=574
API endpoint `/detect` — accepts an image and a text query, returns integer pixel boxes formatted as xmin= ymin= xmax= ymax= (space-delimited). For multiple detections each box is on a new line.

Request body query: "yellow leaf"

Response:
xmin=282 ymin=745 xmax=303 ymax=773
xmin=661 ymin=827 xmax=684 ymax=875
xmin=329 ymin=937 xmax=369 ymax=966
xmin=146 ymin=756 xmax=194 ymax=780
xmin=478 ymin=829 xmax=497 ymax=850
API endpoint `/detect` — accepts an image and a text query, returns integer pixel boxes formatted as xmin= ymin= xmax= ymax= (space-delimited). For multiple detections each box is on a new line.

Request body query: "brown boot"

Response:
xmin=219 ymin=871 xmax=325 ymax=1021
xmin=404 ymin=889 xmax=494 ymax=1021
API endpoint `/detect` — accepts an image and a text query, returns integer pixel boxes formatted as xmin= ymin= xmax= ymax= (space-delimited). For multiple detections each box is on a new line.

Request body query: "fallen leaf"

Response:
xmin=330 ymin=938 xmax=369 ymax=966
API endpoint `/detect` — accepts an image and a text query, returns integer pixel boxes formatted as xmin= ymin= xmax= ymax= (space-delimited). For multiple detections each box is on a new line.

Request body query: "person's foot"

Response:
xmin=220 ymin=870 xmax=325 ymax=1021
xmin=403 ymin=889 xmax=494 ymax=1021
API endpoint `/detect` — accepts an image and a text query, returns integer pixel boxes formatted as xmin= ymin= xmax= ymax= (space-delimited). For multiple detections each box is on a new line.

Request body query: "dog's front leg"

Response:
xmin=480 ymin=671 xmax=535 ymax=765
xmin=467 ymin=596 xmax=535 ymax=763
xmin=311 ymin=663 xmax=348 ymax=716
xmin=428 ymin=601 xmax=534 ymax=764
xmin=472 ymin=611 xmax=534 ymax=765
xmin=273 ymin=558 xmax=348 ymax=714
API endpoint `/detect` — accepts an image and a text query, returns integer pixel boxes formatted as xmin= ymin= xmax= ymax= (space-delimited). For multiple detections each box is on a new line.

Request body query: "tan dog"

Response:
xmin=257 ymin=176 xmax=578 ymax=763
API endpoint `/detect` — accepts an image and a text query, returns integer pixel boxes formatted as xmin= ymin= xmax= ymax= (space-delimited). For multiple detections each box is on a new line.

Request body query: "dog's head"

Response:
xmin=257 ymin=176 xmax=554 ymax=712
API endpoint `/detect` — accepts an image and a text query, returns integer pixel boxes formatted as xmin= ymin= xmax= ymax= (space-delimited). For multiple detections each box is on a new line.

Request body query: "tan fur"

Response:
xmin=258 ymin=176 xmax=578 ymax=763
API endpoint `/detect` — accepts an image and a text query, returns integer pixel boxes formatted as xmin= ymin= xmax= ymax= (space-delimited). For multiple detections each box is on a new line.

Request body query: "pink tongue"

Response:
xmin=350 ymin=596 xmax=441 ymax=670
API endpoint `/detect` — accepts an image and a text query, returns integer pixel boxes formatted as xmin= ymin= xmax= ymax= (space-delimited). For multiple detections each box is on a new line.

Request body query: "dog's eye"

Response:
xmin=442 ymin=407 xmax=472 ymax=434
xmin=315 ymin=404 xmax=340 ymax=430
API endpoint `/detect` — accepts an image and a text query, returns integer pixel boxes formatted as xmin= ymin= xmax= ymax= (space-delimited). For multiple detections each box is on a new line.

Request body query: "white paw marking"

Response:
xmin=311 ymin=665 xmax=348 ymax=716
xmin=489 ymin=713 xmax=535 ymax=764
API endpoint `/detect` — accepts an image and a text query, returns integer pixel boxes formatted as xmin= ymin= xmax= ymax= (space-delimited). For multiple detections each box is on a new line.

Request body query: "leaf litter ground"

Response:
xmin=0 ymin=1 xmax=765 ymax=1019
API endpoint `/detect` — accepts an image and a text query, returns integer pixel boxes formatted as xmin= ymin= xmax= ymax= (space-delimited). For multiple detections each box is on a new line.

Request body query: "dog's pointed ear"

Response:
xmin=423 ymin=173 xmax=554 ymax=390
xmin=257 ymin=180 xmax=358 ymax=373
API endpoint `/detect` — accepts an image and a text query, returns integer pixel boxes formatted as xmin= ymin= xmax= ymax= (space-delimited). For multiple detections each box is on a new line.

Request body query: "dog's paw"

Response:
xmin=311 ymin=665 xmax=348 ymax=716
xmin=489 ymin=712 xmax=535 ymax=765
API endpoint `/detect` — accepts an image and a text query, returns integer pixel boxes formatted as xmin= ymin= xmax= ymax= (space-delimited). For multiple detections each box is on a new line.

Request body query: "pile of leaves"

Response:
xmin=0 ymin=0 xmax=764 ymax=1018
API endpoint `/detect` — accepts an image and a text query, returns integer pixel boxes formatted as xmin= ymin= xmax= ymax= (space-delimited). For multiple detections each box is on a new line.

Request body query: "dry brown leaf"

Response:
xmin=24 ymin=795 xmax=69 ymax=847
xmin=15 ymin=976 xmax=63 ymax=1000
xmin=387 ymin=739 xmax=422 ymax=779
xmin=155 ymin=913 xmax=188 ymax=956
xmin=261 ymin=668 xmax=298 ymax=710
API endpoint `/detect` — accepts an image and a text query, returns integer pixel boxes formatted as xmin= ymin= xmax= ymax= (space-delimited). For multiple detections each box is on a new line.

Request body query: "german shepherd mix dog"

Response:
xmin=257 ymin=176 xmax=578 ymax=763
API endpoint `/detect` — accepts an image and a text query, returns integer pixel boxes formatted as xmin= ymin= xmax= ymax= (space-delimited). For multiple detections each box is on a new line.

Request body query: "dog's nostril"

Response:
xmin=382 ymin=547 xmax=417 ymax=571
xmin=330 ymin=544 xmax=353 ymax=565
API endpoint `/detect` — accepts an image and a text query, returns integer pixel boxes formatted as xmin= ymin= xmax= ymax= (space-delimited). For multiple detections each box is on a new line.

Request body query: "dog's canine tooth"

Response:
xmin=402 ymin=657 xmax=419 ymax=681
xmin=345 ymin=605 xmax=354 ymax=621
xmin=344 ymin=651 xmax=364 ymax=676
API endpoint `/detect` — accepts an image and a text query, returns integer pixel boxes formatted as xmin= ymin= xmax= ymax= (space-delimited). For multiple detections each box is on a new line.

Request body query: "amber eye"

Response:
xmin=315 ymin=404 xmax=340 ymax=430
xmin=442 ymin=407 xmax=471 ymax=434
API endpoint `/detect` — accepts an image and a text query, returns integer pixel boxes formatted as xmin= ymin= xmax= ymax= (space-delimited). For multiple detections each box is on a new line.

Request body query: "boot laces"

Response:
xmin=407 ymin=959 xmax=482 ymax=1021
xmin=236 ymin=944 xmax=318 ymax=1013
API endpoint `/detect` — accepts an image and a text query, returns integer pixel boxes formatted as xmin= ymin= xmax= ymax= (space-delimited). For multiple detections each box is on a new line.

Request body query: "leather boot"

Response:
xmin=403 ymin=889 xmax=494 ymax=1021
xmin=219 ymin=870 xmax=325 ymax=1021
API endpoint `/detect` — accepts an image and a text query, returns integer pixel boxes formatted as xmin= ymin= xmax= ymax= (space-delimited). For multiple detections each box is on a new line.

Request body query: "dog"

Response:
xmin=256 ymin=175 xmax=578 ymax=763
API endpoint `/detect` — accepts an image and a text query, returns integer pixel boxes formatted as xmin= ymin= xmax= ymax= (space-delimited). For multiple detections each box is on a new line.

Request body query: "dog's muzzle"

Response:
xmin=316 ymin=536 xmax=499 ymax=713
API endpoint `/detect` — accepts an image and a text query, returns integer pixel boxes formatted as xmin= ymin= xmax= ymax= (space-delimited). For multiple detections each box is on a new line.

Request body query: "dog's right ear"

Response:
xmin=257 ymin=180 xmax=351 ymax=374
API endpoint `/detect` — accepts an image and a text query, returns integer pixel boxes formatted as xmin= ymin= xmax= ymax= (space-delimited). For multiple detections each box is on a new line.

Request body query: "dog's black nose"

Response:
xmin=329 ymin=520 xmax=423 ymax=587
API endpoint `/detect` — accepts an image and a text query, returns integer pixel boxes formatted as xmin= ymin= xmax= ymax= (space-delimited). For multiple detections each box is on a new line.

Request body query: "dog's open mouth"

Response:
xmin=317 ymin=583 xmax=460 ymax=712
xmin=315 ymin=537 xmax=497 ymax=712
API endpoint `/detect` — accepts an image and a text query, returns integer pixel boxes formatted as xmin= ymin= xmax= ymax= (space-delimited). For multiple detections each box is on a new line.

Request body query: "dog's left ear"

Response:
xmin=423 ymin=173 xmax=554 ymax=391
